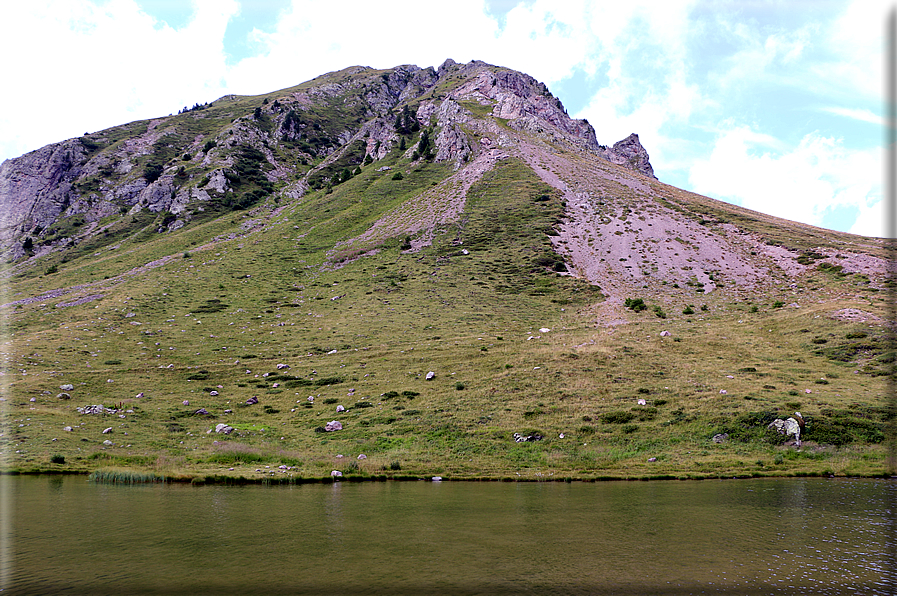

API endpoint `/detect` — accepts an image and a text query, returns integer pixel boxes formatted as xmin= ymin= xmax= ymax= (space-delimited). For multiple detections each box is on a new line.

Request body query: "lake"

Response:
xmin=3 ymin=475 xmax=894 ymax=594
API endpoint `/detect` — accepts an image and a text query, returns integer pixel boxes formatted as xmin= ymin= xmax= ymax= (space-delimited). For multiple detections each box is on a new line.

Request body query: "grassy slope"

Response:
xmin=2 ymin=96 xmax=892 ymax=483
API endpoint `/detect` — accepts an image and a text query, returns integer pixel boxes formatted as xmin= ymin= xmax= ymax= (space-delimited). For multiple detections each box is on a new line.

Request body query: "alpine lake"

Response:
xmin=3 ymin=474 xmax=894 ymax=594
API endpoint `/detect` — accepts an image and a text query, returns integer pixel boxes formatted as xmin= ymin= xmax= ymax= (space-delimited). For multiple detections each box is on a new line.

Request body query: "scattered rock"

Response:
xmin=357 ymin=454 xmax=367 ymax=460
xmin=426 ymin=371 xmax=436 ymax=380
xmin=768 ymin=412 xmax=804 ymax=446
xmin=63 ymin=426 xmax=73 ymax=432
xmin=102 ymin=427 xmax=113 ymax=434
xmin=719 ymin=390 xmax=727 ymax=395
xmin=194 ymin=408 xmax=210 ymax=415
xmin=57 ymin=393 xmax=71 ymax=400
xmin=331 ymin=470 xmax=343 ymax=477
xmin=29 ymin=397 xmax=36 ymax=402
xmin=539 ymin=328 xmax=551 ymax=333
xmin=277 ymin=363 xmax=290 ymax=370
xmin=102 ymin=440 xmax=113 ymax=446
xmin=637 ymin=398 xmax=646 ymax=406
xmin=246 ymin=396 xmax=259 ymax=405
xmin=336 ymin=405 xmax=345 ymax=412
xmin=712 ymin=433 xmax=729 ymax=444
xmin=432 ymin=476 xmax=443 ymax=482
xmin=307 ymin=396 xmax=314 ymax=402
xmin=60 ymin=384 xmax=74 ymax=391
xmin=513 ymin=432 xmax=543 ymax=443
xmin=647 ymin=457 xmax=657 ymax=462
xmin=215 ymin=423 xmax=235 ymax=435
xmin=135 ymin=392 xmax=144 ymax=398
xmin=78 ymin=405 xmax=113 ymax=415
xmin=210 ymin=390 xmax=219 ymax=396
xmin=660 ymin=330 xmax=671 ymax=337
xmin=325 ymin=420 xmax=343 ymax=432
xmin=327 ymin=349 xmax=338 ymax=354
xmin=182 ymin=400 xmax=190 ymax=406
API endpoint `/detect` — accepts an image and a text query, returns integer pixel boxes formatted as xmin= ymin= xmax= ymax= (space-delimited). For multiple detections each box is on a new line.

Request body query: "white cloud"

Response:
xmin=820 ymin=107 xmax=885 ymax=126
xmin=0 ymin=0 xmax=238 ymax=162
xmin=688 ymin=126 xmax=883 ymax=236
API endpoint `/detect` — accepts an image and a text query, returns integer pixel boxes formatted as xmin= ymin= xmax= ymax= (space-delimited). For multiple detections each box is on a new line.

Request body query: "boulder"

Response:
xmin=57 ymin=393 xmax=71 ymax=400
xmin=63 ymin=426 xmax=73 ymax=432
xmin=357 ymin=454 xmax=367 ymax=460
xmin=246 ymin=396 xmax=259 ymax=405
xmin=277 ymin=363 xmax=290 ymax=370
xmin=102 ymin=427 xmax=113 ymax=434
xmin=660 ymin=330 xmax=671 ymax=337
xmin=215 ymin=423 xmax=235 ymax=435
xmin=60 ymin=384 xmax=74 ymax=391
xmin=194 ymin=408 xmax=209 ymax=415
xmin=325 ymin=420 xmax=343 ymax=432
xmin=712 ymin=433 xmax=729 ymax=444
xmin=102 ymin=440 xmax=113 ymax=446
xmin=336 ymin=405 xmax=345 ymax=412
xmin=426 ymin=371 xmax=436 ymax=380
xmin=513 ymin=432 xmax=543 ymax=443
xmin=182 ymin=400 xmax=190 ymax=406
xmin=331 ymin=470 xmax=343 ymax=478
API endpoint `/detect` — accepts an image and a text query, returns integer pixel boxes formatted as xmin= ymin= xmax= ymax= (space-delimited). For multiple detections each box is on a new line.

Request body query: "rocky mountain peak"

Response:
xmin=600 ymin=133 xmax=656 ymax=179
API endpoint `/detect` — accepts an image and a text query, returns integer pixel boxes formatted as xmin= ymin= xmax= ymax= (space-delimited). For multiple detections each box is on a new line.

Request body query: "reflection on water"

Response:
xmin=3 ymin=476 xmax=895 ymax=594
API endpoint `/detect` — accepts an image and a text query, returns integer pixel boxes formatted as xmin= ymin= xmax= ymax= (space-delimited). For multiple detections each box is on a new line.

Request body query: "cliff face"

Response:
xmin=600 ymin=133 xmax=656 ymax=179
xmin=0 ymin=59 xmax=655 ymax=261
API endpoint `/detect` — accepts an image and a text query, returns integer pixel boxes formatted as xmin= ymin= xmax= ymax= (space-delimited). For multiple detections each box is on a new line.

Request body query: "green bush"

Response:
xmin=50 ymin=454 xmax=65 ymax=464
xmin=392 ymin=172 xmax=404 ymax=181
xmin=601 ymin=411 xmax=636 ymax=424
xmin=624 ymin=298 xmax=646 ymax=312
xmin=682 ymin=305 xmax=695 ymax=315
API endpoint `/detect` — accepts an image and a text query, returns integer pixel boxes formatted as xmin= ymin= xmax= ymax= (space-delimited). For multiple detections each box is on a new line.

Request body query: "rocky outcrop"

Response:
xmin=600 ymin=133 xmax=656 ymax=178
xmin=0 ymin=139 xmax=86 ymax=250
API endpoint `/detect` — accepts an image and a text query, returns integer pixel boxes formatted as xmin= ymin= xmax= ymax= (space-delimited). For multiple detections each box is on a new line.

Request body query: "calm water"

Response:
xmin=2 ymin=476 xmax=894 ymax=594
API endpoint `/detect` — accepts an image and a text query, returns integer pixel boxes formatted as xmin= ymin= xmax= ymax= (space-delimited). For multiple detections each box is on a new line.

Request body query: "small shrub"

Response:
xmin=578 ymin=425 xmax=595 ymax=434
xmin=682 ymin=305 xmax=695 ymax=315
xmin=50 ymin=454 xmax=65 ymax=464
xmin=601 ymin=411 xmax=636 ymax=424
xmin=621 ymin=424 xmax=639 ymax=434
xmin=392 ymin=172 xmax=404 ymax=181
xmin=183 ymin=252 xmax=191 ymax=259
xmin=652 ymin=305 xmax=666 ymax=319
xmin=624 ymin=297 xmax=646 ymax=312
xmin=104 ymin=360 xmax=122 ymax=365
xmin=322 ymin=397 xmax=338 ymax=404
xmin=45 ymin=264 xmax=58 ymax=275
xmin=389 ymin=461 xmax=401 ymax=471
xmin=772 ymin=301 xmax=784 ymax=308
xmin=700 ymin=304 xmax=708 ymax=311
xmin=354 ymin=401 xmax=373 ymax=408
xmin=455 ymin=382 xmax=465 ymax=391
xmin=401 ymin=391 xmax=419 ymax=398
xmin=749 ymin=305 xmax=759 ymax=313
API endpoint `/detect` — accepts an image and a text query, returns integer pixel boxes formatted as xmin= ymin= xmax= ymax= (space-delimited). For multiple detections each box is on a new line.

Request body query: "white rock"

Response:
xmin=331 ymin=470 xmax=343 ymax=477
xmin=637 ymin=398 xmax=647 ymax=406
xmin=426 ymin=371 xmax=436 ymax=380
xmin=660 ymin=330 xmax=671 ymax=337
xmin=210 ymin=390 xmax=219 ymax=396
xmin=60 ymin=384 xmax=74 ymax=391
xmin=277 ymin=363 xmax=290 ymax=370
xmin=102 ymin=427 xmax=113 ymax=434
xmin=539 ymin=328 xmax=551 ymax=333
xmin=357 ymin=454 xmax=367 ymax=460
xmin=63 ymin=426 xmax=73 ymax=432
xmin=183 ymin=400 xmax=190 ymax=406
xmin=103 ymin=440 xmax=113 ymax=446
xmin=336 ymin=405 xmax=345 ymax=412
xmin=719 ymin=390 xmax=727 ymax=395
xmin=432 ymin=476 xmax=442 ymax=481
xmin=325 ymin=420 xmax=342 ymax=432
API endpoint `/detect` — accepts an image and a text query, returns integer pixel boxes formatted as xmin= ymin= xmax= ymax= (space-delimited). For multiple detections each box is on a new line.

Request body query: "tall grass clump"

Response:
xmin=89 ymin=468 xmax=165 ymax=484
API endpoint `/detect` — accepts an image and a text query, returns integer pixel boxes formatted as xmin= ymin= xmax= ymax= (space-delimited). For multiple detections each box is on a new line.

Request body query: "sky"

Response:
xmin=0 ymin=0 xmax=890 ymax=237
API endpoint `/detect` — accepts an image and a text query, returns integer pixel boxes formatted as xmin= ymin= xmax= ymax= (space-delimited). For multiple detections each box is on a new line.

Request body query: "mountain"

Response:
xmin=1 ymin=60 xmax=892 ymax=481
